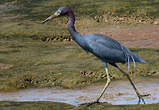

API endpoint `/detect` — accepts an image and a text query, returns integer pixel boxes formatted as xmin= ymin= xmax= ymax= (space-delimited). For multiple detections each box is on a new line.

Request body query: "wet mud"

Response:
xmin=0 ymin=79 xmax=158 ymax=106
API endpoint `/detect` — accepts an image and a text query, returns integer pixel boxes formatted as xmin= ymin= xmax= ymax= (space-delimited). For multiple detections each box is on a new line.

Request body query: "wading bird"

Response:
xmin=42 ymin=6 xmax=150 ymax=104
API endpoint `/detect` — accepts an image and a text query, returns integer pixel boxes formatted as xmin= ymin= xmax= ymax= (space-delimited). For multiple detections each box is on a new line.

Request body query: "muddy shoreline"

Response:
xmin=0 ymin=79 xmax=158 ymax=106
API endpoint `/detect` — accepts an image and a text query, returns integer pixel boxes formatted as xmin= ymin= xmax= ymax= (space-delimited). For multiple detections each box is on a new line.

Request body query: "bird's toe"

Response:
xmin=137 ymin=93 xmax=151 ymax=104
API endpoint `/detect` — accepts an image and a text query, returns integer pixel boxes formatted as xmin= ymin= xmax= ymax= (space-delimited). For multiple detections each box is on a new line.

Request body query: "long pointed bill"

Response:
xmin=42 ymin=14 xmax=56 ymax=24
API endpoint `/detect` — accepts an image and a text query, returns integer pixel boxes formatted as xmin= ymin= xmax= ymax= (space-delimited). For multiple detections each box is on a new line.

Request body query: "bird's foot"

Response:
xmin=80 ymin=101 xmax=100 ymax=106
xmin=137 ymin=94 xmax=151 ymax=104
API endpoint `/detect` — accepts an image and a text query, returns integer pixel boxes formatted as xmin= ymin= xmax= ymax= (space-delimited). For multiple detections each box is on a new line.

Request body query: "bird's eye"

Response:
xmin=57 ymin=11 xmax=61 ymax=15
xmin=54 ymin=10 xmax=61 ymax=16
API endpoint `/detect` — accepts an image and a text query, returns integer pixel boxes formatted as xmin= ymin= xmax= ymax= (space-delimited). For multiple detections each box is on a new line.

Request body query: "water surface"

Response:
xmin=0 ymin=79 xmax=158 ymax=106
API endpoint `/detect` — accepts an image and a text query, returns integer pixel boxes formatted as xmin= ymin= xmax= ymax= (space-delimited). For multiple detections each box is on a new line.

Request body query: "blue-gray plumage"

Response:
xmin=42 ymin=6 xmax=150 ymax=105
xmin=83 ymin=33 xmax=145 ymax=64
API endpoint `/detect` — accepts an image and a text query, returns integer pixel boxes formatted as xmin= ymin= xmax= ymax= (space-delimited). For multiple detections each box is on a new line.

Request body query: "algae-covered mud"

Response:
xmin=0 ymin=37 xmax=159 ymax=91
xmin=0 ymin=101 xmax=74 ymax=110
xmin=76 ymin=103 xmax=159 ymax=110
xmin=1 ymin=0 xmax=159 ymax=42
xmin=0 ymin=101 xmax=159 ymax=110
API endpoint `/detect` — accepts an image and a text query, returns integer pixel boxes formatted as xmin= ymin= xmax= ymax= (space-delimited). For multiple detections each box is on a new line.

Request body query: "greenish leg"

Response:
xmin=115 ymin=64 xmax=150 ymax=104
xmin=96 ymin=63 xmax=111 ymax=102
xmin=82 ymin=63 xmax=111 ymax=106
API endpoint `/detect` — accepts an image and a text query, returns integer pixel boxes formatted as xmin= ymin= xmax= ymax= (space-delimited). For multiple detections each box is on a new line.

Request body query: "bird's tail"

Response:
xmin=133 ymin=54 xmax=146 ymax=64
xmin=121 ymin=46 xmax=146 ymax=71
xmin=126 ymin=53 xmax=146 ymax=71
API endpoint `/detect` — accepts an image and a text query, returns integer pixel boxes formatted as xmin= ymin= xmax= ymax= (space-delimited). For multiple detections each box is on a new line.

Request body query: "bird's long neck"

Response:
xmin=67 ymin=9 xmax=81 ymax=41
xmin=67 ymin=8 xmax=88 ymax=51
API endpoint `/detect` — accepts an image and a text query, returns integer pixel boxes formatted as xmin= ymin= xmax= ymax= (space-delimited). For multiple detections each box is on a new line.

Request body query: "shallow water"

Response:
xmin=0 ymin=79 xmax=159 ymax=106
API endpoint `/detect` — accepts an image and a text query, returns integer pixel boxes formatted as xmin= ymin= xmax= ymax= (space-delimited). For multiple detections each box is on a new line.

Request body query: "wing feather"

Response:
xmin=84 ymin=34 xmax=126 ymax=63
xmin=82 ymin=33 xmax=145 ymax=70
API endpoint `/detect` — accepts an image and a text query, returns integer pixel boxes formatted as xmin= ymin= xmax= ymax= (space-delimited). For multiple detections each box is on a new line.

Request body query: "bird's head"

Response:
xmin=42 ymin=6 xmax=71 ymax=23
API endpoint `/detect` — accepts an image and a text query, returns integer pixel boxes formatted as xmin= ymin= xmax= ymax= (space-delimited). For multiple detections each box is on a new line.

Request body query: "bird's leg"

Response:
xmin=82 ymin=63 xmax=111 ymax=106
xmin=115 ymin=64 xmax=150 ymax=104
xmin=96 ymin=66 xmax=111 ymax=102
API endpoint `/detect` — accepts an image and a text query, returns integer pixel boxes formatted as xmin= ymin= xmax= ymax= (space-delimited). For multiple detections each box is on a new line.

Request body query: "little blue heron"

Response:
xmin=42 ymin=6 xmax=150 ymax=104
